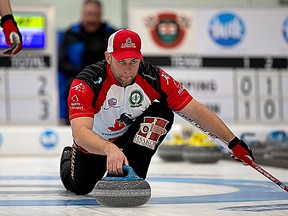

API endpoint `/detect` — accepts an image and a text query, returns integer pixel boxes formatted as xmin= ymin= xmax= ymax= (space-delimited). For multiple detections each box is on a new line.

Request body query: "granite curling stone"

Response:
xmin=94 ymin=165 xmax=151 ymax=207
xmin=158 ymin=133 xmax=185 ymax=161
xmin=182 ymin=132 xmax=223 ymax=163
xmin=265 ymin=130 xmax=288 ymax=159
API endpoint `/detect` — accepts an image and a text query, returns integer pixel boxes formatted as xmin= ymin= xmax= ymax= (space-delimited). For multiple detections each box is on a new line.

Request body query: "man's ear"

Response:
xmin=105 ymin=51 xmax=111 ymax=64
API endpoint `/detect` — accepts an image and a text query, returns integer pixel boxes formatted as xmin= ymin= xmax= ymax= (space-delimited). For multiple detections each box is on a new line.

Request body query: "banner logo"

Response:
xmin=282 ymin=16 xmax=288 ymax=44
xmin=209 ymin=12 xmax=245 ymax=47
xmin=0 ymin=133 xmax=3 ymax=147
xmin=39 ymin=129 xmax=58 ymax=149
xmin=145 ymin=12 xmax=190 ymax=48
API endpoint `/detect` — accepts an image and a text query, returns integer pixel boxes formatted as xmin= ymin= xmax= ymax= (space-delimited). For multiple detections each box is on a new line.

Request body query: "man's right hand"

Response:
xmin=105 ymin=143 xmax=129 ymax=175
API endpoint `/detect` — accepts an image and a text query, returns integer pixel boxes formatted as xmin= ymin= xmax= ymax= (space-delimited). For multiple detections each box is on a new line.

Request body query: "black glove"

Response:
xmin=0 ymin=14 xmax=22 ymax=55
xmin=228 ymin=137 xmax=254 ymax=165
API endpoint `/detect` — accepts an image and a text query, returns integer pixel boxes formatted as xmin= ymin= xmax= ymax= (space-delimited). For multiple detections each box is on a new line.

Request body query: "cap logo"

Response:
xmin=121 ymin=37 xmax=136 ymax=49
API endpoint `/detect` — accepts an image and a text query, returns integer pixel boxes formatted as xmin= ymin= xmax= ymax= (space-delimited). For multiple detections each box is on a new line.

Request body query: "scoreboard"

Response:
xmin=145 ymin=56 xmax=288 ymax=123
xmin=0 ymin=6 xmax=58 ymax=125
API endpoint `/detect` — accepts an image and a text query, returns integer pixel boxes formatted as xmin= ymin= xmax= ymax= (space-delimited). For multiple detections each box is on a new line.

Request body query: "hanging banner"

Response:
xmin=128 ymin=6 xmax=288 ymax=56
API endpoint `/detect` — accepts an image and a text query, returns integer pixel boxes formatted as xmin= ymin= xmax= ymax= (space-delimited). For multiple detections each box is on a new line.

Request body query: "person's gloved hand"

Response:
xmin=228 ymin=137 xmax=254 ymax=165
xmin=0 ymin=14 xmax=22 ymax=55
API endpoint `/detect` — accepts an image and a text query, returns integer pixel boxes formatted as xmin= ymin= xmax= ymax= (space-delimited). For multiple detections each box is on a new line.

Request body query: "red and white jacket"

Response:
xmin=68 ymin=61 xmax=193 ymax=141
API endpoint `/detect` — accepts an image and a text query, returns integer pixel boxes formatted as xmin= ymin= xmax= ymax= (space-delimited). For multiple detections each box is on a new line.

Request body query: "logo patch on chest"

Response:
xmin=129 ymin=90 xmax=143 ymax=107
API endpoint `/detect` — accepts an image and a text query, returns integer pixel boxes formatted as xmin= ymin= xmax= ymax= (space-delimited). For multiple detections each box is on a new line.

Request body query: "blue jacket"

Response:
xmin=59 ymin=23 xmax=116 ymax=80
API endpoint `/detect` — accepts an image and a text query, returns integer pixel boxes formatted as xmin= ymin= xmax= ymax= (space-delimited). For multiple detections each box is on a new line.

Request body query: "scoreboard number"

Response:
xmin=258 ymin=71 xmax=280 ymax=122
xmin=237 ymin=70 xmax=282 ymax=122
xmin=237 ymin=71 xmax=258 ymax=122
xmin=0 ymin=68 xmax=57 ymax=124
xmin=40 ymin=99 xmax=50 ymax=120
xmin=38 ymin=75 xmax=48 ymax=96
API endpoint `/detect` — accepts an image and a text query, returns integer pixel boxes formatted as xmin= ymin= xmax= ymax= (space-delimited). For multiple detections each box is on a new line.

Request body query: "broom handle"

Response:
xmin=176 ymin=112 xmax=288 ymax=192
xmin=248 ymin=160 xmax=288 ymax=192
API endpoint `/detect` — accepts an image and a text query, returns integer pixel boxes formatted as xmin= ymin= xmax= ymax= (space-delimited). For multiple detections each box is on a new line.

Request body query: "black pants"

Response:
xmin=60 ymin=102 xmax=174 ymax=195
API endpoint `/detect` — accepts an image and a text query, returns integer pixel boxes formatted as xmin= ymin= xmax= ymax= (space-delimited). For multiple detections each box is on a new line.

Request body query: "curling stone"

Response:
xmin=157 ymin=133 xmax=185 ymax=161
xmin=94 ymin=165 xmax=151 ymax=207
xmin=182 ymin=132 xmax=223 ymax=163
xmin=265 ymin=130 xmax=288 ymax=159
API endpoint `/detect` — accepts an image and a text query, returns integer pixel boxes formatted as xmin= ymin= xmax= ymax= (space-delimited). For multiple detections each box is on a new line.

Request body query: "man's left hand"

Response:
xmin=228 ymin=137 xmax=254 ymax=165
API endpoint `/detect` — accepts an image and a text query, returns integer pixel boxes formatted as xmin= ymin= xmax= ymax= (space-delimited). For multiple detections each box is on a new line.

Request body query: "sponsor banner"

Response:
xmin=196 ymin=8 xmax=288 ymax=56
xmin=0 ymin=126 xmax=72 ymax=155
xmin=0 ymin=125 xmax=286 ymax=155
xmin=129 ymin=6 xmax=288 ymax=56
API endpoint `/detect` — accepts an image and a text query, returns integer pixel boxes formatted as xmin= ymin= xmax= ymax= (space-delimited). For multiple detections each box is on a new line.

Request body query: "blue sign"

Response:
xmin=0 ymin=133 xmax=3 ymax=146
xmin=209 ymin=12 xmax=245 ymax=47
xmin=282 ymin=16 xmax=288 ymax=44
xmin=39 ymin=129 xmax=58 ymax=149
